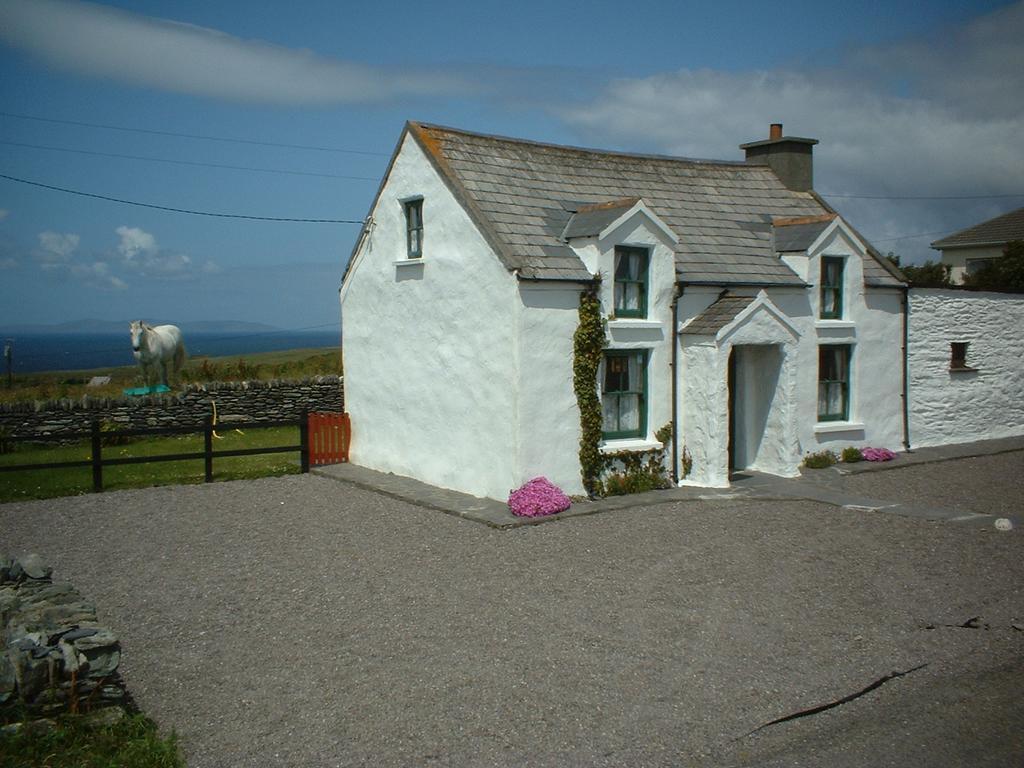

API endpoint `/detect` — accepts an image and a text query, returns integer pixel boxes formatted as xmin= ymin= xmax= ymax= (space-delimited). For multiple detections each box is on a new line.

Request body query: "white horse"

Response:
xmin=129 ymin=321 xmax=186 ymax=388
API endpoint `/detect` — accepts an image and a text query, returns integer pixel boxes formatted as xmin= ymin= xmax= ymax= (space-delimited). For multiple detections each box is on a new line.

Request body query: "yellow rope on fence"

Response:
xmin=209 ymin=399 xmax=244 ymax=440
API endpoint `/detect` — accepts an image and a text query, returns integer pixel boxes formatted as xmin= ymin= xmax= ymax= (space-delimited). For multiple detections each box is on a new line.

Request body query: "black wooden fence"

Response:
xmin=0 ymin=414 xmax=314 ymax=492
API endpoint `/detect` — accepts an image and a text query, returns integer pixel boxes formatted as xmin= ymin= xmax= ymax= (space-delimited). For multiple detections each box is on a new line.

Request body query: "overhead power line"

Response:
xmin=0 ymin=172 xmax=364 ymax=224
xmin=0 ymin=110 xmax=390 ymax=157
xmin=868 ymin=229 xmax=953 ymax=243
xmin=822 ymin=191 xmax=1024 ymax=200
xmin=0 ymin=139 xmax=379 ymax=181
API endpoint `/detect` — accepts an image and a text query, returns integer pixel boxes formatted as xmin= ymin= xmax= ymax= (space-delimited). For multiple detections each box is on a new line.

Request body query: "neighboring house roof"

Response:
xmin=931 ymin=206 xmax=1024 ymax=250
xmin=680 ymin=294 xmax=756 ymax=336
xmin=355 ymin=121 xmax=903 ymax=288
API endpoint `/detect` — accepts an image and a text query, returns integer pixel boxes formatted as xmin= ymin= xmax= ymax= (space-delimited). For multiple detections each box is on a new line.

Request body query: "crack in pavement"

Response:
xmin=739 ymin=663 xmax=929 ymax=739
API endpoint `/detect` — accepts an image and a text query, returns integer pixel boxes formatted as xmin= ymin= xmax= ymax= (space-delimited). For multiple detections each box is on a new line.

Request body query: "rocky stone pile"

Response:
xmin=1 ymin=554 xmax=125 ymax=716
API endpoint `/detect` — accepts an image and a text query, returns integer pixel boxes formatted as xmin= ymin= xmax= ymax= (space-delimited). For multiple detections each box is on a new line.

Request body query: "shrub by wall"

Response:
xmin=0 ymin=376 xmax=343 ymax=438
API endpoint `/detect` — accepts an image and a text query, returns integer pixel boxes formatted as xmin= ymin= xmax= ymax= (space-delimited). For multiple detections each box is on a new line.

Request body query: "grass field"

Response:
xmin=0 ymin=346 xmax=341 ymax=404
xmin=0 ymin=425 xmax=303 ymax=503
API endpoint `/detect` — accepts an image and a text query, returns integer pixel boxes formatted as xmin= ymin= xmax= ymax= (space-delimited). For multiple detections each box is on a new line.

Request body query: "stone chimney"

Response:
xmin=740 ymin=123 xmax=819 ymax=192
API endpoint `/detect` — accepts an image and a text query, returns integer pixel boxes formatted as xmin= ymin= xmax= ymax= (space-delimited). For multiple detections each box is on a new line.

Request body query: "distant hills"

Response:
xmin=0 ymin=319 xmax=285 ymax=335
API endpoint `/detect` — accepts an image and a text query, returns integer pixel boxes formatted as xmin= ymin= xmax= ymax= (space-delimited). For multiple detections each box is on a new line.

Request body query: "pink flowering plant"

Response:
xmin=861 ymin=447 xmax=898 ymax=462
xmin=508 ymin=477 xmax=571 ymax=518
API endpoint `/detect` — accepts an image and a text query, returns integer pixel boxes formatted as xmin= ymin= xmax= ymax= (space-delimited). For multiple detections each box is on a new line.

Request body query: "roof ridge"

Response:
xmin=410 ymin=120 xmax=755 ymax=168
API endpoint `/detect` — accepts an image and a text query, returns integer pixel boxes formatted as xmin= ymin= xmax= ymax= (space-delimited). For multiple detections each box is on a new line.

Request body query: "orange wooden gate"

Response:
xmin=308 ymin=411 xmax=351 ymax=465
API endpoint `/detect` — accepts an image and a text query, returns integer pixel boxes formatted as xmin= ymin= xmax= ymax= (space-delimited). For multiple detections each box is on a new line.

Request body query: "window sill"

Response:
xmin=815 ymin=320 xmax=856 ymax=329
xmin=608 ymin=319 xmax=662 ymax=330
xmin=950 ymin=366 xmax=978 ymax=373
xmin=600 ymin=438 xmax=663 ymax=454
xmin=394 ymin=258 xmax=424 ymax=267
xmin=813 ymin=421 xmax=865 ymax=434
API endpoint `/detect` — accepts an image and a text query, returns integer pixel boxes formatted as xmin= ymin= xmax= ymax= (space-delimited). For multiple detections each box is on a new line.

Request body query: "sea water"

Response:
xmin=3 ymin=331 xmax=340 ymax=373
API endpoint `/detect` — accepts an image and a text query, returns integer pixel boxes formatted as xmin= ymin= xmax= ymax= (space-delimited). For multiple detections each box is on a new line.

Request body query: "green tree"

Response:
xmin=962 ymin=240 xmax=1024 ymax=292
xmin=885 ymin=252 xmax=952 ymax=288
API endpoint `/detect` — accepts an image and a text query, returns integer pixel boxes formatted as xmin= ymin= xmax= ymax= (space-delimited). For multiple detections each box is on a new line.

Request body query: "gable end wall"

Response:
xmin=340 ymin=134 xmax=520 ymax=500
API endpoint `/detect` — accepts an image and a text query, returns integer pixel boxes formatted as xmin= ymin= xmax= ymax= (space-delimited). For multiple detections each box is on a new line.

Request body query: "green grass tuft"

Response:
xmin=0 ymin=712 xmax=183 ymax=768
xmin=803 ymin=450 xmax=838 ymax=469
xmin=840 ymin=446 xmax=863 ymax=463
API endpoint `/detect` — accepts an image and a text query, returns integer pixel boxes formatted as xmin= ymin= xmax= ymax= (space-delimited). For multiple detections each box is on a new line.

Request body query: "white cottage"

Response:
xmin=340 ymin=122 xmax=907 ymax=499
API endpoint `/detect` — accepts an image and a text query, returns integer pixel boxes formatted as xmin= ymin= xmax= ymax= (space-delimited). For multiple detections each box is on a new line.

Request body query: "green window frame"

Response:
xmin=818 ymin=345 xmax=851 ymax=421
xmin=820 ymin=256 xmax=844 ymax=319
xmin=613 ymin=246 xmax=648 ymax=318
xmin=405 ymin=198 xmax=423 ymax=258
xmin=601 ymin=349 xmax=648 ymax=439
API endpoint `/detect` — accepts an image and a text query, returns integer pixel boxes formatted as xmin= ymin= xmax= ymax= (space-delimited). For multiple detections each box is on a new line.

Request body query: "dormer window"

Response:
xmin=405 ymin=198 xmax=423 ymax=258
xmin=614 ymin=246 xmax=648 ymax=318
xmin=820 ymin=256 xmax=844 ymax=319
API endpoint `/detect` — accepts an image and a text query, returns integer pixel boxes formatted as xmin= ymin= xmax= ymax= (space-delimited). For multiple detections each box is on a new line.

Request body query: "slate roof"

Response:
xmin=931 ymin=206 xmax=1024 ymax=249
xmin=773 ymin=215 xmax=835 ymax=252
xmin=680 ymin=295 xmax=755 ymax=336
xmin=398 ymin=122 xmax=902 ymax=287
xmin=562 ymin=198 xmax=641 ymax=240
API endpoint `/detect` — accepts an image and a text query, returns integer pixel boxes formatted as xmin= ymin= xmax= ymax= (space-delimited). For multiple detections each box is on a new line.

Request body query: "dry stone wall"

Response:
xmin=0 ymin=376 xmax=343 ymax=438
xmin=907 ymin=289 xmax=1024 ymax=447
xmin=1 ymin=554 xmax=125 ymax=716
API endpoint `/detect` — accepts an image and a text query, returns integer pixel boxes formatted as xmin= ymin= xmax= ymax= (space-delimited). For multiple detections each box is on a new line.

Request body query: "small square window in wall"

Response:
xmin=404 ymin=198 xmax=423 ymax=258
xmin=950 ymin=342 xmax=977 ymax=372
xmin=613 ymin=247 xmax=648 ymax=318
xmin=820 ymin=256 xmax=844 ymax=319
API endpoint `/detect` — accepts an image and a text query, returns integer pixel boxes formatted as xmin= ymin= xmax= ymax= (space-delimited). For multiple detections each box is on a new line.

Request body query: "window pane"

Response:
xmin=602 ymin=394 xmax=618 ymax=432
xmin=629 ymin=252 xmax=642 ymax=280
xmin=615 ymin=255 xmax=631 ymax=281
xmin=822 ymin=289 xmax=836 ymax=316
xmin=629 ymin=351 xmax=642 ymax=390
xmin=625 ymin=283 xmax=641 ymax=311
xmin=618 ymin=394 xmax=639 ymax=431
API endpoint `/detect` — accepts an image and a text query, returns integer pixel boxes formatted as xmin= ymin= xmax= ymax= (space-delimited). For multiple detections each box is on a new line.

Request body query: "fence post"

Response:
xmin=204 ymin=416 xmax=214 ymax=483
xmin=90 ymin=419 xmax=102 ymax=492
xmin=300 ymin=410 xmax=310 ymax=473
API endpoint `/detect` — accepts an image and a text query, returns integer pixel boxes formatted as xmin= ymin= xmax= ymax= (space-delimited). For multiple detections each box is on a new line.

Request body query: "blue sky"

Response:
xmin=1 ymin=0 xmax=1022 ymax=329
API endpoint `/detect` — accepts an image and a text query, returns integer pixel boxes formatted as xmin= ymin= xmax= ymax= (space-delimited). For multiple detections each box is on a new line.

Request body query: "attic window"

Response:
xmin=613 ymin=246 xmax=648 ymax=318
xmin=950 ymin=342 xmax=977 ymax=372
xmin=404 ymin=198 xmax=423 ymax=258
xmin=820 ymin=256 xmax=844 ymax=319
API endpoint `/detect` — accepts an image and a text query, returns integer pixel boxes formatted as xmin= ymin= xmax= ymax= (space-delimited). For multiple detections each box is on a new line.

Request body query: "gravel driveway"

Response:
xmin=2 ymin=454 xmax=1023 ymax=767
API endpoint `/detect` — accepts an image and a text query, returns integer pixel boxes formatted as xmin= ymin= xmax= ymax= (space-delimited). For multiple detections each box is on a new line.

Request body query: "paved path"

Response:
xmin=1 ymin=442 xmax=1022 ymax=767
xmin=314 ymin=435 xmax=1024 ymax=529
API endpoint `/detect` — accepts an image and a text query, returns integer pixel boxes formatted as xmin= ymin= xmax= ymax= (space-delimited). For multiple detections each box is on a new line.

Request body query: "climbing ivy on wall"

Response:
xmin=573 ymin=285 xmax=607 ymax=497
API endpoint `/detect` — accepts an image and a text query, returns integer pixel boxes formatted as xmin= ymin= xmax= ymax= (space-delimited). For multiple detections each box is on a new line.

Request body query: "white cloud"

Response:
xmin=116 ymin=225 xmax=157 ymax=261
xmin=114 ymin=225 xmax=208 ymax=278
xmin=0 ymin=209 xmax=9 ymax=221
xmin=35 ymin=231 xmax=79 ymax=263
xmin=556 ymin=2 xmax=1024 ymax=262
xmin=0 ymin=0 xmax=473 ymax=104
xmin=0 ymin=257 xmax=15 ymax=269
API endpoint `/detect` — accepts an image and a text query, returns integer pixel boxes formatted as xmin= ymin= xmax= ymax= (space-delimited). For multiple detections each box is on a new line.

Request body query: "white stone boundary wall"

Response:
xmin=0 ymin=376 xmax=343 ymax=438
xmin=907 ymin=289 xmax=1024 ymax=448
